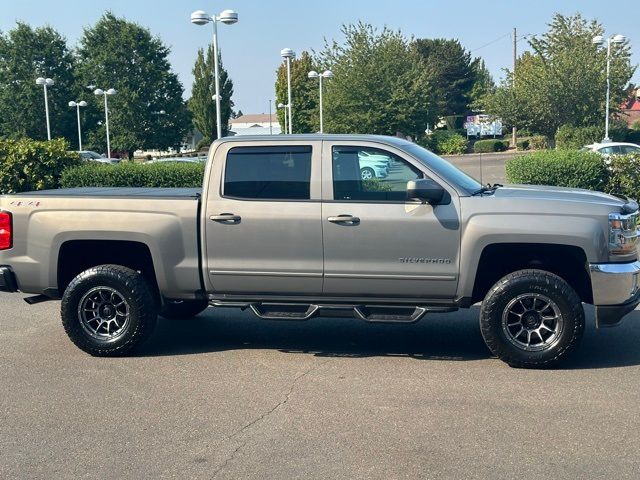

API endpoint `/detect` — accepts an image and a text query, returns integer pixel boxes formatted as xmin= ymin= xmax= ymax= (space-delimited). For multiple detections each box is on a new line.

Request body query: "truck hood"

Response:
xmin=493 ymin=184 xmax=627 ymax=209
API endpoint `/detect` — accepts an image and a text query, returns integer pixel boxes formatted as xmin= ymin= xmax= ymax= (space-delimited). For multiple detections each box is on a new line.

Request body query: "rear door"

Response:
xmin=204 ymin=141 xmax=323 ymax=294
xmin=321 ymin=140 xmax=461 ymax=298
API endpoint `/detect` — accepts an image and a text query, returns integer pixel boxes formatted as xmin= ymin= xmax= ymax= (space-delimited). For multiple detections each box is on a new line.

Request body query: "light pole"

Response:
xmin=277 ymin=103 xmax=288 ymax=134
xmin=68 ymin=100 xmax=87 ymax=151
xmin=308 ymin=70 xmax=334 ymax=133
xmin=593 ymin=33 xmax=626 ymax=143
xmin=191 ymin=9 xmax=238 ymax=141
xmin=94 ymin=88 xmax=117 ymax=158
xmin=281 ymin=48 xmax=295 ymax=134
xmin=35 ymin=77 xmax=54 ymax=140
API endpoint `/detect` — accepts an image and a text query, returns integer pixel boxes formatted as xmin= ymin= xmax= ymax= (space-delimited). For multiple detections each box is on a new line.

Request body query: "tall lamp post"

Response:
xmin=94 ymin=88 xmax=117 ymax=158
xmin=308 ymin=70 xmax=334 ymax=133
xmin=191 ymin=9 xmax=238 ymax=141
xmin=277 ymin=103 xmax=288 ymax=134
xmin=35 ymin=77 xmax=54 ymax=140
xmin=592 ymin=33 xmax=626 ymax=143
xmin=68 ymin=100 xmax=87 ymax=151
xmin=281 ymin=48 xmax=295 ymax=134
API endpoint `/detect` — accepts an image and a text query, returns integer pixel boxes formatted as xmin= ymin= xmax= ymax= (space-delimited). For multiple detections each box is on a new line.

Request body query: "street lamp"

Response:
xmin=277 ymin=102 xmax=289 ymax=134
xmin=281 ymin=48 xmax=295 ymax=134
xmin=35 ymin=77 xmax=54 ymax=140
xmin=593 ymin=33 xmax=627 ymax=142
xmin=191 ymin=8 xmax=238 ymax=141
xmin=94 ymin=88 xmax=117 ymax=158
xmin=68 ymin=100 xmax=88 ymax=151
xmin=308 ymin=70 xmax=334 ymax=133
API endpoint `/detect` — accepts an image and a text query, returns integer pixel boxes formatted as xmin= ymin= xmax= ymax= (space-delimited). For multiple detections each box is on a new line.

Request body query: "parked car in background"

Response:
xmin=78 ymin=151 xmax=121 ymax=164
xmin=583 ymin=142 xmax=640 ymax=156
xmin=145 ymin=157 xmax=206 ymax=164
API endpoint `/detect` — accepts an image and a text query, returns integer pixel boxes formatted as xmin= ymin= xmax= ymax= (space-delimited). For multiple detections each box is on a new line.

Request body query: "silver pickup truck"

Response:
xmin=1 ymin=135 xmax=639 ymax=368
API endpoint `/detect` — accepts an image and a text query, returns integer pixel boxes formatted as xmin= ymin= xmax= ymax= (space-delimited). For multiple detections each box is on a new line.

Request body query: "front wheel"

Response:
xmin=360 ymin=167 xmax=375 ymax=180
xmin=479 ymin=269 xmax=585 ymax=368
xmin=61 ymin=265 xmax=159 ymax=356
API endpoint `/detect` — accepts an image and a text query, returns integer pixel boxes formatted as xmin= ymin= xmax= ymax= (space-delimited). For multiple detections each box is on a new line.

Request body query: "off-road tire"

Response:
xmin=480 ymin=269 xmax=585 ymax=368
xmin=160 ymin=299 xmax=209 ymax=319
xmin=61 ymin=264 xmax=158 ymax=356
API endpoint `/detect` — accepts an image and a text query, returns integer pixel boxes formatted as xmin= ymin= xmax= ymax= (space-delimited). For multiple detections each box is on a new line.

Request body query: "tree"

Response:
xmin=274 ymin=51 xmax=318 ymax=133
xmin=484 ymin=13 xmax=635 ymax=141
xmin=412 ymin=38 xmax=477 ymax=116
xmin=317 ymin=23 xmax=439 ymax=137
xmin=468 ymin=59 xmax=495 ymax=109
xmin=188 ymin=45 xmax=234 ymax=143
xmin=0 ymin=23 xmax=77 ymax=142
xmin=76 ymin=12 xmax=190 ymax=156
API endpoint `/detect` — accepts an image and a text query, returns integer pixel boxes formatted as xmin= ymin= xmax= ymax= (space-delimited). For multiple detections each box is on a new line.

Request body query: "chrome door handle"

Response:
xmin=328 ymin=215 xmax=360 ymax=224
xmin=210 ymin=213 xmax=241 ymax=224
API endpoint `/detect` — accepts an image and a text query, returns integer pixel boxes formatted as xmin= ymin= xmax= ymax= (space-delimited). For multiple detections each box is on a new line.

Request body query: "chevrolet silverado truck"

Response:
xmin=1 ymin=135 xmax=639 ymax=368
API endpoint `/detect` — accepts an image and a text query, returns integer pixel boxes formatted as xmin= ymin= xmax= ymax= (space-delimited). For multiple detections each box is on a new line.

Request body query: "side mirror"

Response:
xmin=407 ymin=179 xmax=447 ymax=205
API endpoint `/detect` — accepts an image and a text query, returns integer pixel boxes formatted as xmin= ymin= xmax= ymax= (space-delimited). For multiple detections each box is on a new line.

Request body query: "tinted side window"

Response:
xmin=332 ymin=146 xmax=422 ymax=201
xmin=224 ymin=146 xmax=312 ymax=200
xmin=621 ymin=146 xmax=640 ymax=154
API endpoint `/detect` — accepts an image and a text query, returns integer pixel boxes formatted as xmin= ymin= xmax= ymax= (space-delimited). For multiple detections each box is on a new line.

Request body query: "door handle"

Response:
xmin=210 ymin=213 xmax=241 ymax=224
xmin=328 ymin=215 xmax=360 ymax=225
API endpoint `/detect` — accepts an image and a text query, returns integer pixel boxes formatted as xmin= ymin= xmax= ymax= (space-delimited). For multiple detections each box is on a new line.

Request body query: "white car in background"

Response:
xmin=583 ymin=142 xmax=640 ymax=156
xmin=78 ymin=150 xmax=121 ymax=164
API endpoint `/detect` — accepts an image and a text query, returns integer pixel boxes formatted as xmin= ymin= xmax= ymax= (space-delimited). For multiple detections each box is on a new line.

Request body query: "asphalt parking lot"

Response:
xmin=445 ymin=151 xmax=519 ymax=185
xmin=2 ymin=292 xmax=640 ymax=479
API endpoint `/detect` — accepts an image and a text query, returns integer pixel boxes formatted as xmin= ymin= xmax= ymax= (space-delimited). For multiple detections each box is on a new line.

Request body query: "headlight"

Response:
xmin=609 ymin=211 xmax=639 ymax=256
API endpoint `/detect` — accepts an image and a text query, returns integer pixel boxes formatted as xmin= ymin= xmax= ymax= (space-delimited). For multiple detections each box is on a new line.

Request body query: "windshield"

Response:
xmin=82 ymin=151 xmax=102 ymax=159
xmin=403 ymin=144 xmax=482 ymax=193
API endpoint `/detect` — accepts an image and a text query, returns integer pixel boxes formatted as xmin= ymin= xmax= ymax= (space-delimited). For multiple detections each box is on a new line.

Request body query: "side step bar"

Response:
xmin=210 ymin=301 xmax=456 ymax=324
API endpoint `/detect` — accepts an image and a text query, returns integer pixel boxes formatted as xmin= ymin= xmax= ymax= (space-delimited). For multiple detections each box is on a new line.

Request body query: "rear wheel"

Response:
xmin=61 ymin=265 xmax=158 ymax=356
xmin=479 ymin=269 xmax=585 ymax=368
xmin=160 ymin=299 xmax=209 ymax=319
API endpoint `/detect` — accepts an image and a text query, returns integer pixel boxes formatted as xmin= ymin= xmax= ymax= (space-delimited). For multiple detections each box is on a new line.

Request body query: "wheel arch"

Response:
xmin=469 ymin=243 xmax=593 ymax=304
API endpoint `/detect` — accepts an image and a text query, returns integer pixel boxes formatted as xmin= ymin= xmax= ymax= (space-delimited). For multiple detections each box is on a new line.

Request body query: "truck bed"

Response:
xmin=14 ymin=187 xmax=202 ymax=199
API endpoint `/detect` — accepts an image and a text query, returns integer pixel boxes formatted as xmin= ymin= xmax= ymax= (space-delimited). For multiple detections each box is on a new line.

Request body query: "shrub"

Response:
xmin=0 ymin=138 xmax=81 ymax=194
xmin=528 ymin=135 xmax=548 ymax=150
xmin=473 ymin=139 xmax=508 ymax=153
xmin=516 ymin=139 xmax=530 ymax=151
xmin=437 ymin=133 xmax=468 ymax=155
xmin=421 ymin=130 xmax=468 ymax=154
xmin=506 ymin=150 xmax=609 ymax=191
xmin=631 ymin=120 xmax=640 ymax=131
xmin=61 ymin=161 xmax=205 ymax=188
xmin=555 ymin=125 xmax=603 ymax=149
xmin=608 ymin=153 xmax=640 ymax=200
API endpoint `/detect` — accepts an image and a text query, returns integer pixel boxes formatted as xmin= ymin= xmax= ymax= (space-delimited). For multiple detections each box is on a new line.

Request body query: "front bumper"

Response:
xmin=590 ymin=261 xmax=640 ymax=327
xmin=0 ymin=266 xmax=18 ymax=293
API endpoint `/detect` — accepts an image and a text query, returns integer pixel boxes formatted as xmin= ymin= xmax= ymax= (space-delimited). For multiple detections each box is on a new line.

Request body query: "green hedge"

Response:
xmin=505 ymin=150 xmax=609 ymax=191
xmin=61 ymin=162 xmax=205 ymax=188
xmin=473 ymin=139 xmax=509 ymax=153
xmin=555 ymin=125 xmax=603 ymax=149
xmin=528 ymin=135 xmax=548 ymax=150
xmin=608 ymin=153 xmax=640 ymax=200
xmin=421 ymin=131 xmax=468 ymax=154
xmin=516 ymin=139 xmax=530 ymax=151
xmin=556 ymin=124 xmax=640 ymax=149
xmin=0 ymin=138 xmax=81 ymax=193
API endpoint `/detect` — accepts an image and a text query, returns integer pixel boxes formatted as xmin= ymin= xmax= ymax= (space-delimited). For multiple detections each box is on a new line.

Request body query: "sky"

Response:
xmin=2 ymin=0 xmax=639 ymax=114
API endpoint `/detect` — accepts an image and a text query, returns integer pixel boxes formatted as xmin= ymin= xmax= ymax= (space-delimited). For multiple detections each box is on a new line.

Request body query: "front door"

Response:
xmin=321 ymin=141 xmax=460 ymax=298
xmin=204 ymin=141 xmax=323 ymax=294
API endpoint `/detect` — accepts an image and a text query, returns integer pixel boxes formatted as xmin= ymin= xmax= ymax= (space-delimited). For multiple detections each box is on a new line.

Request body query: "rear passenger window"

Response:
xmin=224 ymin=146 xmax=312 ymax=200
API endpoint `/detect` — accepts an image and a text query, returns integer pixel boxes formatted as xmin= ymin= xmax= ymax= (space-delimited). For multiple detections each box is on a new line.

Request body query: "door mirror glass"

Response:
xmin=407 ymin=179 xmax=447 ymax=204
